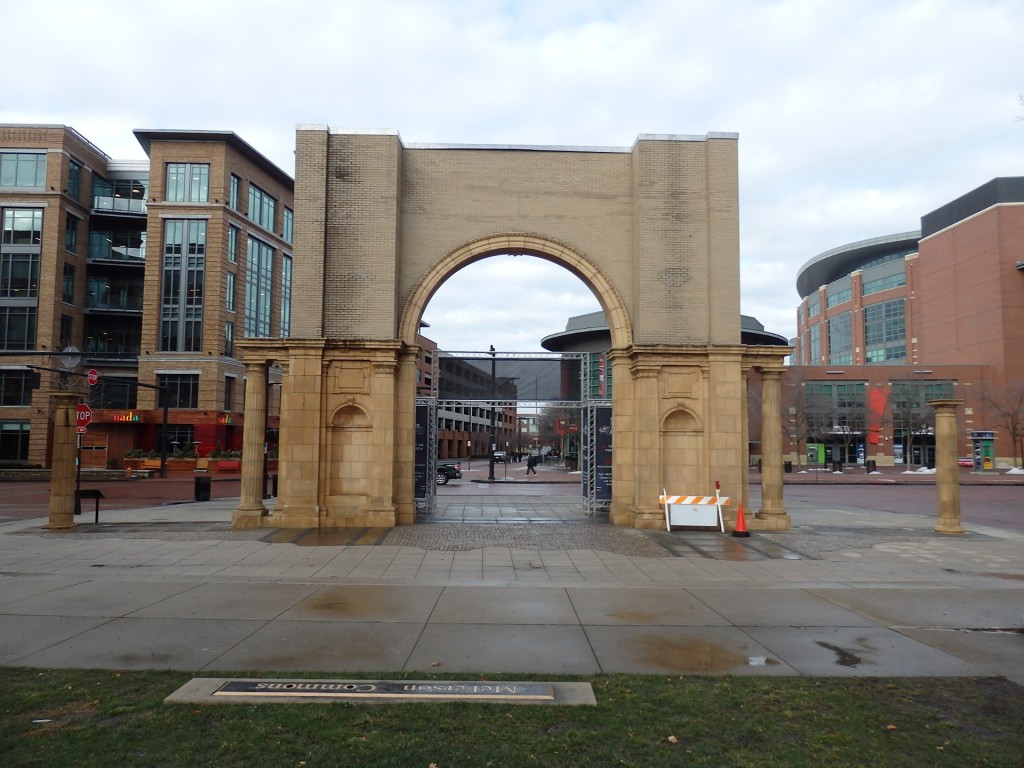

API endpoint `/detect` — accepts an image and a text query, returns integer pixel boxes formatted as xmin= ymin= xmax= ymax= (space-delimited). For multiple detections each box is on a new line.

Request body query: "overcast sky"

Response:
xmin=5 ymin=0 xmax=1021 ymax=352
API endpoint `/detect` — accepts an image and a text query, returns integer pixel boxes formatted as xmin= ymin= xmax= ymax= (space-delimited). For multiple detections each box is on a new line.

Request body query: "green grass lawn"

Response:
xmin=2 ymin=669 xmax=1022 ymax=767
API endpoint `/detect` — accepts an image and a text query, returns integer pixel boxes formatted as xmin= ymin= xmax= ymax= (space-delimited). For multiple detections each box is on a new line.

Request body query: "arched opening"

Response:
xmin=399 ymin=234 xmax=631 ymax=522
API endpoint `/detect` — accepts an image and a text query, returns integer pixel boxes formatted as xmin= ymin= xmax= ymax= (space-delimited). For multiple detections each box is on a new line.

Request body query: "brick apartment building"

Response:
xmin=0 ymin=125 xmax=293 ymax=468
xmin=790 ymin=178 xmax=1024 ymax=468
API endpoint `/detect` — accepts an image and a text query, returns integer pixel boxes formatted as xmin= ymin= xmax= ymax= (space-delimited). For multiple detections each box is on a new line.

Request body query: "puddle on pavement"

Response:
xmin=636 ymin=635 xmax=778 ymax=672
xmin=815 ymin=640 xmax=864 ymax=667
xmin=262 ymin=528 xmax=391 ymax=546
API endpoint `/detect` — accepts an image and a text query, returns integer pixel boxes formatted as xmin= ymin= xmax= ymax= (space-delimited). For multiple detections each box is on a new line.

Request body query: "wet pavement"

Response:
xmin=0 ymin=476 xmax=1021 ymax=683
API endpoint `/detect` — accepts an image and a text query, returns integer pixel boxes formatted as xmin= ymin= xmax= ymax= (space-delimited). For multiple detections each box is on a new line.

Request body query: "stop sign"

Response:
xmin=87 ymin=369 xmax=99 ymax=386
xmin=76 ymin=404 xmax=93 ymax=428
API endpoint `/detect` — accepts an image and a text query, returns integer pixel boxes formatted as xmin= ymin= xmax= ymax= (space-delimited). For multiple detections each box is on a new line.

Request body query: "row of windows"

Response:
xmin=825 ymin=288 xmax=852 ymax=309
xmin=803 ymin=298 xmax=906 ymax=365
xmin=166 ymin=165 xmax=292 ymax=241
xmin=862 ymin=272 xmax=906 ymax=296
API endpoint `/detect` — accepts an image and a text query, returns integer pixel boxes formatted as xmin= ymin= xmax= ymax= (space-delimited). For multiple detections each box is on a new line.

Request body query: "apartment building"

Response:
xmin=0 ymin=125 xmax=292 ymax=468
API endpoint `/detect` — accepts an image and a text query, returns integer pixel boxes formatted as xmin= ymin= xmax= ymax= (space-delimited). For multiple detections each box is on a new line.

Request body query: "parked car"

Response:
xmin=492 ymin=451 xmax=510 ymax=463
xmin=437 ymin=461 xmax=462 ymax=485
xmin=957 ymin=456 xmax=974 ymax=467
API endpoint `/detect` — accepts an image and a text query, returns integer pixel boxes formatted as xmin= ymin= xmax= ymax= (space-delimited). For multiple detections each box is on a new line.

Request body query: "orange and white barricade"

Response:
xmin=660 ymin=486 xmax=730 ymax=532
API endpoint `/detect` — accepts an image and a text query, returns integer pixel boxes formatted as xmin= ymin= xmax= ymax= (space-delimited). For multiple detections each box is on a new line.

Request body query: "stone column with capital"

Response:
xmin=234 ymin=360 xmax=268 ymax=526
xmin=46 ymin=392 xmax=80 ymax=530
xmin=756 ymin=368 xmax=790 ymax=529
xmin=929 ymin=399 xmax=965 ymax=534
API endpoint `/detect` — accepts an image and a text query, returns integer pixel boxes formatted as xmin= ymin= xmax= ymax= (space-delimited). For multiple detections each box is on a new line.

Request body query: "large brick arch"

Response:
xmin=399 ymin=233 xmax=632 ymax=349
xmin=232 ymin=128 xmax=791 ymax=533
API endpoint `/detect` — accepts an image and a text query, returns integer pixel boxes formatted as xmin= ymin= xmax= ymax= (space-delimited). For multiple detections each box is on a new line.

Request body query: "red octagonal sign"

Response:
xmin=76 ymin=404 xmax=93 ymax=428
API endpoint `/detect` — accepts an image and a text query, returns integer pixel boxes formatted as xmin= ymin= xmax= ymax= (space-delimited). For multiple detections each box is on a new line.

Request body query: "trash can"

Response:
xmin=784 ymin=461 xmax=793 ymax=473
xmin=831 ymin=461 xmax=843 ymax=473
xmin=865 ymin=460 xmax=877 ymax=473
xmin=194 ymin=475 xmax=211 ymax=502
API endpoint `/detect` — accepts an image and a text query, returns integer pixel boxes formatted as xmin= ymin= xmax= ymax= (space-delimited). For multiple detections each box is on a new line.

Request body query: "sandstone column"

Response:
xmin=234 ymin=360 xmax=268 ymax=526
xmin=45 ymin=392 xmax=79 ymax=530
xmin=756 ymin=368 xmax=789 ymax=525
xmin=929 ymin=399 xmax=964 ymax=534
xmin=632 ymin=362 xmax=662 ymax=528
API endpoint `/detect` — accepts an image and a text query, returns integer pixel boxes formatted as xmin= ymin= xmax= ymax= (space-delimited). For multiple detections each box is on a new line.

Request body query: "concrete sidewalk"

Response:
xmin=0 ymin=493 xmax=1021 ymax=684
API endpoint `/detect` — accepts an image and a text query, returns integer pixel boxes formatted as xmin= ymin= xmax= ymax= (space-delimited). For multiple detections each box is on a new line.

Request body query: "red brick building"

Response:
xmin=791 ymin=178 xmax=1024 ymax=467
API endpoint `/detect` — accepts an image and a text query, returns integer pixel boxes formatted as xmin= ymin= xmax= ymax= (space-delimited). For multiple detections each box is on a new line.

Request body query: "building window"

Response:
xmin=0 ymin=306 xmax=36 ymax=350
xmin=244 ymin=237 xmax=273 ymax=337
xmin=0 ymin=370 xmax=33 ymax=406
xmin=2 ymin=208 xmax=43 ymax=245
xmin=156 ymin=423 xmax=195 ymax=453
xmin=807 ymin=297 xmax=819 ymax=318
xmin=864 ymin=299 xmax=905 ymax=363
xmin=224 ymin=376 xmax=235 ymax=411
xmin=0 ymin=253 xmax=40 ymax=298
xmin=808 ymin=322 xmax=821 ymax=363
xmin=165 ymin=163 xmax=209 ymax=203
xmin=62 ymin=263 xmax=75 ymax=303
xmin=227 ymin=224 xmax=238 ymax=263
xmin=0 ymin=421 xmax=30 ymax=461
xmin=225 ymin=271 xmax=235 ymax=312
xmin=283 ymin=207 xmax=293 ymax=243
xmin=826 ymin=288 xmax=852 ymax=309
xmin=224 ymin=321 xmax=234 ymax=356
xmin=64 ymin=213 xmax=78 ymax=253
xmin=94 ymin=377 xmax=137 ymax=409
xmin=67 ymin=159 xmax=81 ymax=200
xmin=158 ymin=374 xmax=200 ymax=409
xmin=229 ymin=174 xmax=240 ymax=210
xmin=827 ymin=312 xmax=852 ymax=365
xmin=247 ymin=184 xmax=276 ymax=230
xmin=59 ymin=314 xmax=73 ymax=349
xmin=862 ymin=273 xmax=906 ymax=296
xmin=280 ymin=255 xmax=292 ymax=337
xmin=0 ymin=152 xmax=46 ymax=188
xmin=160 ymin=220 xmax=206 ymax=352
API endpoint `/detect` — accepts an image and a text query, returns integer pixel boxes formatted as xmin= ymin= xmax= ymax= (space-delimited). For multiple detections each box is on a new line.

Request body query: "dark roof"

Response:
xmin=133 ymin=129 xmax=293 ymax=189
xmin=541 ymin=312 xmax=789 ymax=350
xmin=795 ymin=232 xmax=920 ymax=299
xmin=921 ymin=177 xmax=1024 ymax=238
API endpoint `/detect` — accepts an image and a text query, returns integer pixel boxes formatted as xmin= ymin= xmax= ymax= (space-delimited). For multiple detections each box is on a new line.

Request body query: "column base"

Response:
xmin=232 ymin=504 xmax=268 ymax=528
xmin=750 ymin=512 xmax=792 ymax=531
xmin=934 ymin=521 xmax=965 ymax=535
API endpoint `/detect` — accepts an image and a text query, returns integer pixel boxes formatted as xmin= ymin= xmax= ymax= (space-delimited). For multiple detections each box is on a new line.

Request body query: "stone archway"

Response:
xmin=232 ymin=128 xmax=791 ymax=531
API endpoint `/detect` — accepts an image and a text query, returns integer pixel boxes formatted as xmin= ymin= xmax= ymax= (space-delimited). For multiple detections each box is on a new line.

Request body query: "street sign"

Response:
xmin=87 ymin=369 xmax=99 ymax=386
xmin=76 ymin=404 xmax=93 ymax=429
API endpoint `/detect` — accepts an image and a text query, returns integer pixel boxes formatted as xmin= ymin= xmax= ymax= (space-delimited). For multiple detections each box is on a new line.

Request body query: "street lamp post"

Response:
xmin=488 ymin=345 xmax=496 ymax=481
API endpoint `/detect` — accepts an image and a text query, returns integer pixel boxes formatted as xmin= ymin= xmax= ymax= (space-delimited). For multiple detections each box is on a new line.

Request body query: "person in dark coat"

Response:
xmin=526 ymin=454 xmax=538 ymax=475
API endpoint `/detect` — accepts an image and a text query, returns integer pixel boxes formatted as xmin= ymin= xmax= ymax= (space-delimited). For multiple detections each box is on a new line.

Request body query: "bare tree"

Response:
xmin=980 ymin=381 xmax=1024 ymax=468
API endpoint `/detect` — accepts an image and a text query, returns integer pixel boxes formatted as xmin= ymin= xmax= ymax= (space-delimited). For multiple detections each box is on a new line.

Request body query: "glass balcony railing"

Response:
xmin=92 ymin=195 xmax=147 ymax=214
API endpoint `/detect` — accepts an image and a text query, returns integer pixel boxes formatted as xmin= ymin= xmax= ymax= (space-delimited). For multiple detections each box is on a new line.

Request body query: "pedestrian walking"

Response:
xmin=526 ymin=454 xmax=538 ymax=475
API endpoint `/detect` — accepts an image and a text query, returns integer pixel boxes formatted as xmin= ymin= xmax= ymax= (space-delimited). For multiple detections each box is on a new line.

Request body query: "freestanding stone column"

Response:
xmin=756 ymin=368 xmax=789 ymax=526
xmin=234 ymin=360 xmax=269 ymax=527
xmin=46 ymin=392 xmax=79 ymax=530
xmin=929 ymin=399 xmax=964 ymax=534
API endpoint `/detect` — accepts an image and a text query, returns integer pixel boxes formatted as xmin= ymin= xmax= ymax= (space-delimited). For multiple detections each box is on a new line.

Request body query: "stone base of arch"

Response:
xmin=235 ymin=340 xmax=789 ymax=532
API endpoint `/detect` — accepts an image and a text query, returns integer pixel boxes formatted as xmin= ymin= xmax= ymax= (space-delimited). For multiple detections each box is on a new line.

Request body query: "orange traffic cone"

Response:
xmin=731 ymin=503 xmax=750 ymax=538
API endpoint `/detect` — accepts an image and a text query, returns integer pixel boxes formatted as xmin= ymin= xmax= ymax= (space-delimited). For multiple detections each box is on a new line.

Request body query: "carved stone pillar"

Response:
xmin=234 ymin=360 xmax=268 ymax=526
xmin=757 ymin=368 xmax=790 ymax=527
xmin=929 ymin=399 xmax=964 ymax=534
xmin=632 ymin=363 xmax=662 ymax=528
xmin=45 ymin=392 xmax=79 ymax=530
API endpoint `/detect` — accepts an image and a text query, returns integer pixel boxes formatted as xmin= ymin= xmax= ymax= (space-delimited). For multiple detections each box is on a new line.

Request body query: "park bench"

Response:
xmin=216 ymin=459 xmax=241 ymax=473
xmin=74 ymin=489 xmax=105 ymax=524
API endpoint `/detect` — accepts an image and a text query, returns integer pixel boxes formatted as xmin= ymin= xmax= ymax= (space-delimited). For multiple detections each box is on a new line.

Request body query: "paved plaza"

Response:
xmin=0 ymin=473 xmax=1021 ymax=684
